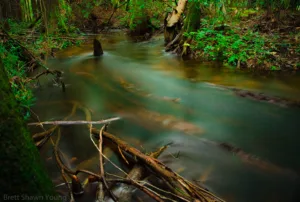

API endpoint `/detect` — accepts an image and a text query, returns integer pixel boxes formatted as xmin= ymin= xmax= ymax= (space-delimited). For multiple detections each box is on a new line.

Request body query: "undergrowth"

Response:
xmin=0 ymin=40 xmax=34 ymax=120
xmin=1 ymin=19 xmax=83 ymax=120
xmin=184 ymin=26 xmax=274 ymax=69
xmin=184 ymin=11 xmax=299 ymax=70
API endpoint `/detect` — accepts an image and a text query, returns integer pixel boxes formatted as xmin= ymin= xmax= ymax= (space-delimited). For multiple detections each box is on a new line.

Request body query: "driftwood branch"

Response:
xmin=28 ymin=117 xmax=121 ymax=126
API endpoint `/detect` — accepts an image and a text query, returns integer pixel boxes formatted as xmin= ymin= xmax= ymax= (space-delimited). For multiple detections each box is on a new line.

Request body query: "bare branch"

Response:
xmin=28 ymin=117 xmax=121 ymax=126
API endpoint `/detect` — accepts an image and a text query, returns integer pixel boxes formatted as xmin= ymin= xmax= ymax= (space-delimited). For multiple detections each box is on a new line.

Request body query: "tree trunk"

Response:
xmin=0 ymin=60 xmax=58 ymax=201
xmin=180 ymin=1 xmax=202 ymax=59
xmin=164 ymin=0 xmax=201 ymax=59
xmin=164 ymin=0 xmax=187 ymax=44
xmin=184 ymin=2 xmax=201 ymax=33
xmin=0 ymin=0 xmax=22 ymax=21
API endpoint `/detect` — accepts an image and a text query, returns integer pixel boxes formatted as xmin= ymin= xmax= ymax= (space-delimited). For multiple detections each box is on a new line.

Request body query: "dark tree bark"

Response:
xmin=0 ymin=60 xmax=58 ymax=201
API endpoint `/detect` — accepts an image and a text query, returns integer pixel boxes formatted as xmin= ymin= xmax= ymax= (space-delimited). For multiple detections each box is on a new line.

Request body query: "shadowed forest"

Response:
xmin=0 ymin=0 xmax=300 ymax=202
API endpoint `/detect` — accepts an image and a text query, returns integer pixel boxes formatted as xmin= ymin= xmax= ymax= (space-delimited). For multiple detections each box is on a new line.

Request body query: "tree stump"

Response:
xmin=93 ymin=38 xmax=103 ymax=56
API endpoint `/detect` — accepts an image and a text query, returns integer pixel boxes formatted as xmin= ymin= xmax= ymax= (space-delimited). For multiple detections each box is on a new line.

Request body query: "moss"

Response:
xmin=0 ymin=60 xmax=59 ymax=201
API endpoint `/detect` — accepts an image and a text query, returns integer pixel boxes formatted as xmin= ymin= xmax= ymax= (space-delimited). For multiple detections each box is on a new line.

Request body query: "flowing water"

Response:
xmin=32 ymin=32 xmax=300 ymax=202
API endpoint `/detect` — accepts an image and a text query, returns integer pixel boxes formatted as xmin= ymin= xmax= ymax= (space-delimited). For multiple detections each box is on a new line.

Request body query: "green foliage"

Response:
xmin=6 ymin=19 xmax=29 ymax=34
xmin=20 ymin=0 xmax=34 ymax=22
xmin=0 ymin=41 xmax=35 ymax=120
xmin=118 ymin=0 xmax=168 ymax=30
xmin=1 ymin=16 xmax=82 ymax=119
xmin=80 ymin=0 xmax=103 ymax=19
xmin=184 ymin=25 xmax=272 ymax=68
xmin=270 ymin=65 xmax=280 ymax=70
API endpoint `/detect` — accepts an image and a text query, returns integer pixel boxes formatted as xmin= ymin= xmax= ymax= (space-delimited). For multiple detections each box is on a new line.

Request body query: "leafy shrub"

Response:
xmin=184 ymin=26 xmax=273 ymax=68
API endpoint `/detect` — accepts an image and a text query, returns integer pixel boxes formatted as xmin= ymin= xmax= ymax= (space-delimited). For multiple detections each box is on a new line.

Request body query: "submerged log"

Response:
xmin=93 ymin=38 xmax=104 ymax=56
xmin=231 ymin=88 xmax=300 ymax=107
xmin=219 ymin=142 xmax=298 ymax=177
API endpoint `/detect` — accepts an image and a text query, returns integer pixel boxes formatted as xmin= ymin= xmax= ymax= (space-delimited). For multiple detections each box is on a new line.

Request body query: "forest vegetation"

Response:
xmin=0 ymin=0 xmax=300 ymax=201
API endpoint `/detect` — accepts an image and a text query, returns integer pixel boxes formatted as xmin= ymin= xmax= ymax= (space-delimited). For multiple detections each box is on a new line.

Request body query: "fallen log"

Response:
xmin=92 ymin=128 xmax=224 ymax=202
xmin=36 ymin=101 xmax=222 ymax=201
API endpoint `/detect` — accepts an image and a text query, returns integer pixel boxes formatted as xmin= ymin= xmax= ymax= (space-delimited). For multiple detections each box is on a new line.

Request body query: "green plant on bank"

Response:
xmin=1 ymin=18 xmax=83 ymax=120
xmin=231 ymin=8 xmax=259 ymax=20
xmin=0 ymin=42 xmax=35 ymax=120
xmin=31 ymin=33 xmax=83 ymax=56
xmin=184 ymin=21 xmax=276 ymax=69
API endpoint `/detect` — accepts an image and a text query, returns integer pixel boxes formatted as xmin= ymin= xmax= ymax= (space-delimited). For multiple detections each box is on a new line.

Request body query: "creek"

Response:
xmin=32 ymin=32 xmax=300 ymax=202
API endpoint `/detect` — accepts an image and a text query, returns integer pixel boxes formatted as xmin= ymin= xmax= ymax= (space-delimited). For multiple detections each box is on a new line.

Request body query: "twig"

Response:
xmin=118 ymin=146 xmax=129 ymax=164
xmin=56 ymin=128 xmax=75 ymax=202
xmin=33 ymin=126 xmax=57 ymax=141
xmin=35 ymin=130 xmax=55 ymax=149
xmin=96 ymin=125 xmax=118 ymax=202
xmin=89 ymin=127 xmax=128 ymax=176
xmin=28 ymin=117 xmax=121 ymax=126
xmin=32 ymin=103 xmax=78 ymax=141
xmin=24 ymin=69 xmax=62 ymax=83
xmin=61 ymin=169 xmax=75 ymax=202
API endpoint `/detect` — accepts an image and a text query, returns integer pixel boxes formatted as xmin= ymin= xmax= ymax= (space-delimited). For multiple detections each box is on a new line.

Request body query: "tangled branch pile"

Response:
xmin=30 ymin=101 xmax=225 ymax=202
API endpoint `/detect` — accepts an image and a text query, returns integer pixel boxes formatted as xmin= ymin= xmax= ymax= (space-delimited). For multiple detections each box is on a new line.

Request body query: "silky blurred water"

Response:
xmin=32 ymin=32 xmax=300 ymax=202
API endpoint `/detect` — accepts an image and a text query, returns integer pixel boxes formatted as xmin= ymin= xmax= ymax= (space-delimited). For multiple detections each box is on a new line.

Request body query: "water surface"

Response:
xmin=32 ymin=32 xmax=300 ymax=202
